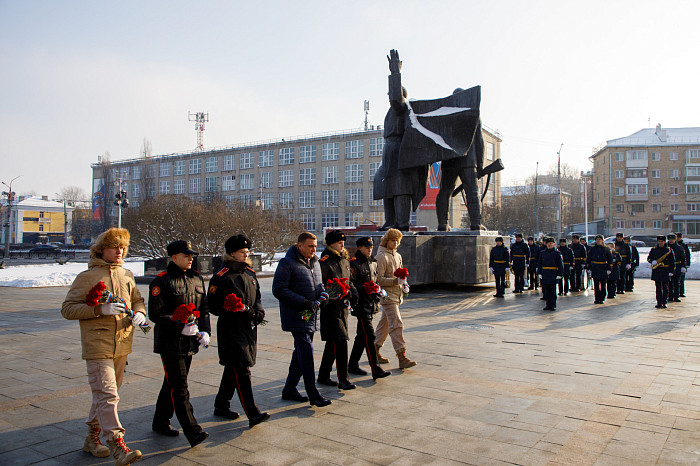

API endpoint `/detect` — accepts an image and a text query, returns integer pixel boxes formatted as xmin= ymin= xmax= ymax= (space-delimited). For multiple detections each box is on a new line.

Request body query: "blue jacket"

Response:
xmin=558 ymin=246 xmax=574 ymax=274
xmin=510 ymin=240 xmax=530 ymax=271
xmin=537 ymin=247 xmax=564 ymax=285
xmin=528 ymin=242 xmax=540 ymax=271
xmin=586 ymin=244 xmax=612 ymax=280
xmin=608 ymin=250 xmax=621 ymax=281
xmin=273 ymin=245 xmax=325 ymax=333
xmin=489 ymin=245 xmax=510 ymax=275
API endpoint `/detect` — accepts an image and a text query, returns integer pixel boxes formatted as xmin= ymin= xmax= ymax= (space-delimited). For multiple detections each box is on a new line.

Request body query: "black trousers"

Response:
xmin=348 ymin=315 xmax=383 ymax=378
xmin=625 ymin=268 xmax=636 ymax=291
xmin=655 ymin=280 xmax=669 ymax=306
xmin=319 ymin=339 xmax=349 ymax=384
xmin=542 ymin=283 xmax=556 ymax=309
xmin=284 ymin=331 xmax=321 ymax=399
xmin=513 ymin=269 xmax=525 ymax=292
xmin=593 ymin=278 xmax=606 ymax=302
xmin=670 ymin=274 xmax=681 ymax=300
xmin=528 ymin=267 xmax=539 ymax=289
xmin=680 ymin=272 xmax=686 ymax=296
xmin=154 ymin=355 xmax=202 ymax=441
xmin=494 ymin=274 xmax=506 ymax=295
xmin=215 ymin=365 xmax=261 ymax=420
xmin=616 ymin=271 xmax=626 ymax=293
xmin=571 ymin=265 xmax=583 ymax=291
xmin=607 ymin=279 xmax=617 ymax=298
xmin=558 ymin=273 xmax=570 ymax=294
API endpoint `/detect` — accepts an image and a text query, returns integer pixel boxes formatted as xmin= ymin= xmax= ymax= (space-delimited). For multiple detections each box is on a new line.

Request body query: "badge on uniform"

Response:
xmin=320 ymin=255 xmax=329 ymax=262
xmin=209 ymin=285 xmax=217 ymax=293
xmin=151 ymin=286 xmax=161 ymax=296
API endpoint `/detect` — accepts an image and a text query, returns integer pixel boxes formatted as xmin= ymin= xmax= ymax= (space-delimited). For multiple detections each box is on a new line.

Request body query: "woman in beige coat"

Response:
xmin=62 ymin=228 xmax=146 ymax=466
xmin=374 ymin=228 xmax=416 ymax=369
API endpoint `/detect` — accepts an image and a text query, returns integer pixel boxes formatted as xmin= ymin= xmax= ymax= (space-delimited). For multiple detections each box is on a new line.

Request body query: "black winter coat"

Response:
xmin=558 ymin=246 xmax=574 ymax=274
xmin=207 ymin=260 xmax=265 ymax=367
xmin=586 ymin=244 xmax=612 ymax=280
xmin=528 ymin=242 xmax=540 ymax=271
xmin=629 ymin=244 xmax=640 ymax=269
xmin=537 ymin=247 xmax=564 ymax=285
xmin=349 ymin=250 xmax=380 ymax=318
xmin=148 ymin=261 xmax=211 ymax=357
xmin=489 ymin=245 xmax=510 ymax=275
xmin=510 ymin=241 xmax=530 ymax=271
xmin=648 ymin=246 xmax=675 ymax=282
xmin=571 ymin=242 xmax=587 ymax=270
xmin=614 ymin=240 xmax=631 ymax=267
xmin=670 ymin=242 xmax=686 ymax=274
xmin=319 ymin=248 xmax=358 ymax=341
xmin=608 ymin=250 xmax=621 ymax=281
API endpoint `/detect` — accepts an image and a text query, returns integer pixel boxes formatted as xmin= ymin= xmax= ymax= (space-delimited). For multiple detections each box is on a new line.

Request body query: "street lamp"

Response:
xmin=581 ymin=171 xmax=592 ymax=241
xmin=2 ymin=175 xmax=22 ymax=258
xmin=114 ymin=182 xmax=129 ymax=228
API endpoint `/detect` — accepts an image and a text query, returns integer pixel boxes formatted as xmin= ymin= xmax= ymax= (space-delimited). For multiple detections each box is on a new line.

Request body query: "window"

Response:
xmin=299 ymin=168 xmax=316 ymax=186
xmin=616 ymin=220 xmax=625 ymax=229
xmin=299 ymin=191 xmax=315 ymax=208
xmin=651 ymin=152 xmax=660 ymax=161
xmin=369 ymin=162 xmax=381 ymax=181
xmin=689 ymin=203 xmax=700 ymax=212
xmin=240 ymin=173 xmax=254 ymax=190
xmin=222 ymin=175 xmax=235 ymax=191
xmin=631 ymin=220 xmax=645 ymax=229
xmin=189 ymin=159 xmax=201 ymax=174
xmin=174 ymin=160 xmax=185 ymax=176
xmin=261 ymin=171 xmax=272 ymax=188
xmin=39 ymin=223 xmax=43 ymax=232
xmin=370 ymin=138 xmax=384 ymax=157
xmin=615 ymin=187 xmax=625 ymax=196
xmin=259 ymin=150 xmax=273 ymax=167
xmin=159 ymin=181 xmax=170 ymax=195
xmin=206 ymin=157 xmax=218 ymax=173
xmin=322 ymin=166 xmax=338 ymax=184
xmin=651 ymin=170 xmax=660 ymax=178
xmin=369 ymin=187 xmax=382 ymax=206
xmin=189 ymin=178 xmax=201 ymax=193
xmin=279 ymin=192 xmax=294 ymax=209
xmin=279 ymin=148 xmax=294 ymax=165
xmin=261 ymin=193 xmax=273 ymax=210
xmin=652 ymin=204 xmax=662 ymax=212
xmin=173 ymin=179 xmax=184 ymax=194
xmin=626 ymin=150 xmax=647 ymax=161
xmin=120 ymin=167 xmax=130 ymax=180
xmin=598 ymin=207 xmax=605 ymax=217
xmin=345 ymin=212 xmax=362 ymax=227
xmin=132 ymin=183 xmax=141 ymax=197
xmin=299 ymin=145 xmax=317 ymax=163
xmin=224 ymin=195 xmax=236 ymax=205
xmin=615 ymin=170 xmax=624 ymax=179
xmin=321 ymin=213 xmax=339 ymax=228
xmin=240 ymin=194 xmax=254 ymax=206
xmin=223 ymin=155 xmax=235 ymax=171
xmin=631 ymin=204 xmax=645 ymax=213
xmin=322 ymin=190 xmax=339 ymax=207
xmin=240 ymin=153 xmax=254 ymax=170
xmin=687 ymin=167 xmax=700 ymax=177
xmin=627 ymin=169 xmax=646 ymax=178
xmin=652 ymin=187 xmax=661 ymax=196
xmin=345 ymin=164 xmax=363 ymax=183
xmin=345 ymin=188 xmax=363 ymax=206
xmin=670 ymin=152 xmax=679 ymax=161
xmin=687 ymin=149 xmax=700 ymax=161
xmin=205 ymin=177 xmax=218 ymax=192
xmin=670 ymin=169 xmax=679 ymax=179
xmin=322 ymin=142 xmax=339 ymax=161
xmin=614 ymin=152 xmax=624 ymax=162
xmin=345 ymin=140 xmax=364 ymax=159
xmin=653 ymin=220 xmax=663 ymax=229
xmin=146 ymin=183 xmax=156 ymax=197
xmin=486 ymin=142 xmax=495 ymax=161
xmin=300 ymin=213 xmax=316 ymax=231
xmin=147 ymin=164 xmax=157 ymax=178
xmin=132 ymin=165 xmax=142 ymax=179
xmin=369 ymin=211 xmax=385 ymax=225
xmin=279 ymin=170 xmax=293 ymax=187
xmin=670 ymin=204 xmax=679 ymax=212
xmin=671 ymin=186 xmax=680 ymax=195
xmin=616 ymin=204 xmax=624 ymax=212
xmin=627 ymin=185 xmax=647 ymax=195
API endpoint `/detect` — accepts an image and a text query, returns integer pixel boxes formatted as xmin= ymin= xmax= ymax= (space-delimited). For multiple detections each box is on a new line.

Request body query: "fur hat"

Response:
xmin=90 ymin=228 xmax=130 ymax=259
xmin=325 ymin=229 xmax=346 ymax=246
xmin=380 ymin=228 xmax=403 ymax=247
xmin=225 ymin=234 xmax=252 ymax=254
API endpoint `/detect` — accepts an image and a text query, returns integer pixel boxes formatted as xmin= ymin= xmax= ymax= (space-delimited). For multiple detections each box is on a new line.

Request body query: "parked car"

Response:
xmin=28 ymin=244 xmax=62 ymax=257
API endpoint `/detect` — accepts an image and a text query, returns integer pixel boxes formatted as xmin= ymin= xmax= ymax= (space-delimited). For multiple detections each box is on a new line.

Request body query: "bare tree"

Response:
xmin=58 ymin=186 xmax=87 ymax=207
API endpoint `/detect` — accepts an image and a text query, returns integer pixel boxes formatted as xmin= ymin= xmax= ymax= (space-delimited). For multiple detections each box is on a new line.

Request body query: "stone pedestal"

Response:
xmin=345 ymin=230 xmax=499 ymax=286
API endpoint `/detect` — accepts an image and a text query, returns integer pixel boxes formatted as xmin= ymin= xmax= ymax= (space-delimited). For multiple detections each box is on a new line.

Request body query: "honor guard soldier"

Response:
xmin=527 ymin=236 xmax=540 ymax=290
xmin=667 ymin=233 xmax=685 ymax=303
xmin=537 ymin=237 xmax=564 ymax=310
xmin=614 ymin=233 xmax=631 ymax=294
xmin=570 ymin=234 xmax=587 ymax=292
xmin=557 ymin=238 xmax=574 ymax=295
xmin=348 ymin=236 xmax=392 ymax=380
xmin=489 ymin=236 xmax=510 ymax=297
xmin=510 ymin=233 xmax=530 ymax=293
xmin=208 ymin=235 xmax=270 ymax=428
xmin=647 ymin=235 xmax=675 ymax=308
xmin=586 ymin=235 xmax=613 ymax=304
xmin=149 ymin=240 xmax=210 ymax=447
xmin=582 ymin=237 xmax=593 ymax=290
xmin=606 ymin=243 xmax=622 ymax=299
xmin=623 ymin=236 xmax=639 ymax=292
xmin=676 ymin=232 xmax=691 ymax=297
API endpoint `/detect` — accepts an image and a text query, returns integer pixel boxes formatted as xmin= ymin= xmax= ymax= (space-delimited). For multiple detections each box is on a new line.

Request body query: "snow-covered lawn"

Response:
xmin=0 ymin=261 xmax=144 ymax=288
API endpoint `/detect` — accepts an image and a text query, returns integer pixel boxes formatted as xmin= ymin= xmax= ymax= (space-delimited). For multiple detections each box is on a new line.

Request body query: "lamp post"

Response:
xmin=557 ymin=143 xmax=564 ymax=238
xmin=2 ymin=175 xmax=21 ymax=258
xmin=581 ymin=171 xmax=592 ymax=241
xmin=114 ymin=180 xmax=128 ymax=228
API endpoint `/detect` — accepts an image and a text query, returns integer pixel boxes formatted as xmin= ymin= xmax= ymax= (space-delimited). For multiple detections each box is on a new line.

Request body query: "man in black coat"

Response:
xmin=677 ymin=232 xmax=691 ymax=297
xmin=348 ymin=237 xmax=391 ymax=380
xmin=149 ymin=240 xmax=210 ymax=447
xmin=667 ymin=233 xmax=686 ymax=303
xmin=570 ymin=234 xmax=587 ymax=292
xmin=527 ymin=237 xmax=539 ymax=290
xmin=586 ymin=235 xmax=613 ymax=304
xmin=537 ymin=237 xmax=564 ymax=311
xmin=648 ymin=235 xmax=675 ymax=308
xmin=557 ymin=238 xmax=574 ymax=295
xmin=207 ymin=235 xmax=270 ymax=428
xmin=489 ymin=236 xmax=510 ymax=297
xmin=623 ymin=236 xmax=639 ymax=292
xmin=614 ymin=232 xmax=631 ymax=294
xmin=510 ymin=233 xmax=530 ymax=293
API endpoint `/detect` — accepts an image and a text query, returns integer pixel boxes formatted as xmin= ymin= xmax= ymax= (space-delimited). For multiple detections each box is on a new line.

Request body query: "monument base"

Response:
xmin=345 ymin=230 xmax=499 ymax=286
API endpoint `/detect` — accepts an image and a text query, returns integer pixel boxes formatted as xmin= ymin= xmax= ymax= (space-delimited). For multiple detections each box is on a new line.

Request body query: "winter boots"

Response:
xmin=375 ymin=344 xmax=389 ymax=364
xmin=397 ymin=350 xmax=417 ymax=369
xmin=83 ymin=424 xmax=109 ymax=458
xmin=107 ymin=436 xmax=142 ymax=466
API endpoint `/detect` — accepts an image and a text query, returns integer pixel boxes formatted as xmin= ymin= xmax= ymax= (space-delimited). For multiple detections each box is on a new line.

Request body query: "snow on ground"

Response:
xmin=622 ymin=248 xmax=700 ymax=279
xmin=0 ymin=261 xmax=144 ymax=288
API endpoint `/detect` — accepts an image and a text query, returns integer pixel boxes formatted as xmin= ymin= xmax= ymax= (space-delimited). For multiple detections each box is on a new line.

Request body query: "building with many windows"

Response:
xmin=591 ymin=125 xmax=700 ymax=238
xmin=91 ymin=126 xmax=501 ymax=233
xmin=0 ymin=196 xmax=74 ymax=244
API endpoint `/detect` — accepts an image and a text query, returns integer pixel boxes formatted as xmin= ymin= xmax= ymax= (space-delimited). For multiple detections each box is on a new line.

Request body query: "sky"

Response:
xmin=2 ymin=0 xmax=700 ymax=198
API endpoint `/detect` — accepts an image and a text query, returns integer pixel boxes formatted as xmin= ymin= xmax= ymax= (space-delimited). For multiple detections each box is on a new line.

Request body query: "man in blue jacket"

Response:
xmin=272 ymin=232 xmax=331 ymax=407
xmin=538 ymin=237 xmax=564 ymax=311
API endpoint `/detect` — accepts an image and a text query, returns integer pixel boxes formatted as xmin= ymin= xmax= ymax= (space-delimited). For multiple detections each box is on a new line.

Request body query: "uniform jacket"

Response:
xmin=61 ymin=258 xmax=146 ymax=360
xmin=608 ymin=250 xmax=622 ymax=281
xmin=586 ymin=244 xmax=612 ymax=280
xmin=350 ymin=250 xmax=381 ymax=318
xmin=208 ymin=259 xmax=265 ymax=367
xmin=273 ymin=245 xmax=325 ymax=333
xmin=375 ymin=245 xmax=403 ymax=304
xmin=319 ymin=248 xmax=358 ymax=341
xmin=669 ymin=243 xmax=686 ymax=275
xmin=679 ymin=240 xmax=691 ymax=267
xmin=629 ymin=244 xmax=640 ymax=270
xmin=570 ymin=242 xmax=587 ymax=270
xmin=489 ymin=244 xmax=510 ymax=275
xmin=558 ymin=246 xmax=574 ymax=274
xmin=510 ymin=241 xmax=530 ymax=271
xmin=528 ymin=243 xmax=539 ymax=271
xmin=647 ymin=246 xmax=675 ymax=282
xmin=614 ymin=240 xmax=631 ymax=267
xmin=537 ymin=247 xmax=564 ymax=285
xmin=148 ymin=261 xmax=210 ymax=357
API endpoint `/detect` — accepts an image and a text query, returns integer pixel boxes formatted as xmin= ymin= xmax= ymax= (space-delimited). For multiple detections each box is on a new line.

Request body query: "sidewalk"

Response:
xmin=1 ymin=279 xmax=699 ymax=465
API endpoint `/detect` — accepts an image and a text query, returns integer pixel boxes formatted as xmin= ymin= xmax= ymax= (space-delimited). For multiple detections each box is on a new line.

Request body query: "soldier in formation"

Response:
xmin=557 ymin=238 xmax=574 ymax=296
xmin=537 ymin=237 xmax=564 ymax=311
xmin=647 ymin=235 xmax=675 ymax=308
xmin=510 ymin=233 xmax=530 ymax=293
xmin=489 ymin=236 xmax=510 ymax=297
xmin=570 ymin=234 xmax=587 ymax=292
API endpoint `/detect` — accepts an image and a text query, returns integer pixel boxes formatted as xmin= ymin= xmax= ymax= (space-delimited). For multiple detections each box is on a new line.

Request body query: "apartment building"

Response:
xmin=91 ymin=126 xmax=501 ymax=233
xmin=0 ymin=196 xmax=74 ymax=244
xmin=591 ymin=125 xmax=700 ymax=238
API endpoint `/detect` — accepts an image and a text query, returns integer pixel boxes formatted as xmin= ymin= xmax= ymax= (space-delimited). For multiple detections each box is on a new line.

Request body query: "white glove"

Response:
xmin=198 ymin=332 xmax=210 ymax=348
xmin=99 ymin=302 xmax=125 ymax=315
xmin=556 ymin=276 xmax=562 ymax=280
xmin=538 ymin=274 xmax=542 ymax=280
xmin=401 ymin=283 xmax=410 ymax=294
xmin=651 ymin=260 xmax=657 ymax=266
xmin=490 ymin=267 xmax=494 ymax=274
xmin=131 ymin=312 xmax=147 ymax=327
xmin=398 ymin=277 xmax=407 ymax=285
xmin=181 ymin=323 xmax=199 ymax=336
xmin=682 ymin=267 xmax=687 ymax=273
xmin=505 ymin=268 xmax=510 ymax=273
xmin=378 ymin=288 xmax=388 ymax=298
xmin=669 ymin=273 xmax=674 ymax=277
xmin=606 ymin=270 xmax=611 ymax=275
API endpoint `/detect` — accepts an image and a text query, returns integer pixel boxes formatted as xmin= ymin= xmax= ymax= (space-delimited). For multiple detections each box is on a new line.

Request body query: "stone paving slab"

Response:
xmin=1 ymin=279 xmax=700 ymax=465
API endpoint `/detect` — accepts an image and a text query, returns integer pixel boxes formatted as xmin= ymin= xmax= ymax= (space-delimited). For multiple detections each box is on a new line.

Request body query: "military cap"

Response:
xmin=225 ymin=234 xmax=252 ymax=254
xmin=657 ymin=235 xmax=667 ymax=241
xmin=624 ymin=236 xmax=631 ymax=240
xmin=544 ymin=237 xmax=555 ymax=244
xmin=667 ymin=233 xmax=676 ymax=240
xmin=356 ymin=236 xmax=374 ymax=248
xmin=495 ymin=236 xmax=504 ymax=242
xmin=676 ymin=232 xmax=683 ymax=238
xmin=616 ymin=232 xmax=624 ymax=237
xmin=527 ymin=236 xmax=534 ymax=241
xmin=571 ymin=234 xmax=580 ymax=239
xmin=559 ymin=238 xmax=567 ymax=243
xmin=325 ymin=229 xmax=346 ymax=245
xmin=167 ymin=240 xmax=198 ymax=256
xmin=595 ymin=234 xmax=604 ymax=240
xmin=515 ymin=233 xmax=523 ymax=238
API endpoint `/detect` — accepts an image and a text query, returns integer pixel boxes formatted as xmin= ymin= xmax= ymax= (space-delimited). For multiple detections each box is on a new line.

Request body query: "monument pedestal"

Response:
xmin=345 ymin=230 xmax=499 ymax=286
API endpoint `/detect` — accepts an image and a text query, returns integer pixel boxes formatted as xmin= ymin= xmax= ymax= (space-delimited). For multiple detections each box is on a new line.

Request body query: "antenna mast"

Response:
xmin=188 ymin=111 xmax=209 ymax=151
xmin=363 ymin=100 xmax=370 ymax=130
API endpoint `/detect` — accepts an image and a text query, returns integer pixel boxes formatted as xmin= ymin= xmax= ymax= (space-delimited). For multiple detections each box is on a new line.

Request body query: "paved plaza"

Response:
xmin=1 ymin=278 xmax=700 ymax=465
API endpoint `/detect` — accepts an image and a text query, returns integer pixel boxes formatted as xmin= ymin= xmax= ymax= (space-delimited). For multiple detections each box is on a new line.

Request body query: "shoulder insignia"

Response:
xmin=193 ymin=270 xmax=200 ymax=275
xmin=216 ymin=267 xmax=229 ymax=277
xmin=156 ymin=270 xmax=167 ymax=277
xmin=151 ymin=286 xmax=161 ymax=296
xmin=209 ymin=285 xmax=217 ymax=294
xmin=246 ymin=266 xmax=255 ymax=273
xmin=320 ymin=255 xmax=329 ymax=262
xmin=350 ymin=257 xmax=356 ymax=261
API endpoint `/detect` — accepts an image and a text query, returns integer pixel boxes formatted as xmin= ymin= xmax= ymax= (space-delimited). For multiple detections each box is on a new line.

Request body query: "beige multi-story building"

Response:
xmin=91 ymin=126 xmax=501 ymax=233
xmin=591 ymin=125 xmax=700 ymax=239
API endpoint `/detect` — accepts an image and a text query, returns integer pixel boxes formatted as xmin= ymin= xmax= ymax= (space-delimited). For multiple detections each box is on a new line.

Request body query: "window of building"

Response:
xmin=159 ymin=180 xmax=170 ymax=195
xmin=627 ymin=185 xmax=647 ymax=195
xmin=299 ymin=168 xmax=316 ymax=186
xmin=670 ymin=169 xmax=679 ymax=179
xmin=652 ymin=204 xmax=662 ymax=212
xmin=687 ymin=167 xmax=700 ymax=177
xmin=322 ymin=166 xmax=338 ymax=184
xmin=614 ymin=152 xmax=624 ymax=162
xmin=616 ymin=204 xmax=624 ymax=212
xmin=158 ymin=163 xmax=170 ymax=177
xmin=222 ymin=155 xmax=235 ymax=171
xmin=688 ymin=203 xmax=700 ymax=212
xmin=322 ymin=142 xmax=339 ymax=161
xmin=173 ymin=180 xmax=184 ymax=195
xmin=651 ymin=152 xmax=660 ymax=161
xmin=345 ymin=212 xmax=362 ymax=227
xmin=322 ymin=190 xmax=339 ymax=207
xmin=172 ymin=160 xmax=184 ymax=176
xmin=240 ymin=194 xmax=254 ymax=206
xmin=370 ymin=138 xmax=384 ymax=157
xmin=321 ymin=213 xmax=339 ymax=229
xmin=261 ymin=193 xmax=273 ymax=210
xmin=299 ymin=191 xmax=315 ymax=208
xmin=299 ymin=145 xmax=317 ymax=163
xmin=222 ymin=175 xmax=235 ymax=191
xmin=653 ymin=220 xmax=663 ymax=229
xmin=626 ymin=150 xmax=648 ymax=161
xmin=258 ymin=150 xmax=273 ymax=167
xmin=670 ymin=203 xmax=679 ymax=212
xmin=261 ymin=171 xmax=272 ymax=188
xmin=652 ymin=187 xmax=661 ymax=196
xmin=132 ymin=165 xmax=142 ymax=179
xmin=598 ymin=207 xmax=605 ymax=218
xmin=205 ymin=157 xmax=218 ymax=173
xmin=132 ymin=183 xmax=141 ymax=197
xmin=240 ymin=173 xmax=254 ymax=190
xmin=615 ymin=170 xmax=624 ymax=179
xmin=240 ymin=153 xmax=254 ymax=169
xmin=300 ymin=213 xmax=316 ymax=231
xmin=205 ymin=177 xmax=218 ymax=192
xmin=631 ymin=220 xmax=645 ymax=229
xmin=279 ymin=192 xmax=293 ymax=209
xmin=631 ymin=204 xmax=645 ymax=213
xmin=616 ymin=220 xmax=625 ymax=229
xmin=615 ymin=187 xmax=625 ymax=196
xmin=345 ymin=188 xmax=363 ymax=206
xmin=486 ymin=142 xmax=495 ymax=161
xmin=670 ymin=152 xmax=679 ymax=161
xmin=279 ymin=148 xmax=295 ymax=165
xmin=224 ymin=195 xmax=236 ymax=205
xmin=627 ymin=169 xmax=646 ymax=178
xmin=278 ymin=170 xmax=293 ymax=187
xmin=369 ymin=211 xmax=385 ymax=225
xmin=345 ymin=140 xmax=364 ymax=159
xmin=189 ymin=159 xmax=201 ymax=174
xmin=345 ymin=164 xmax=363 ymax=183
xmin=369 ymin=162 xmax=381 ymax=181
xmin=651 ymin=169 xmax=660 ymax=178
xmin=146 ymin=183 xmax=156 ymax=197
xmin=120 ymin=167 xmax=130 ymax=180
xmin=687 ymin=149 xmax=700 ymax=161
xmin=189 ymin=178 xmax=201 ymax=193
xmin=368 ymin=187 xmax=382 ymax=206
xmin=671 ymin=186 xmax=680 ymax=195
xmin=147 ymin=164 xmax=157 ymax=178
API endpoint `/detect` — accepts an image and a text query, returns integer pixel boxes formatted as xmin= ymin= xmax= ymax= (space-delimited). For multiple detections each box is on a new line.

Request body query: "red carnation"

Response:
xmin=223 ymin=293 xmax=246 ymax=312
xmin=363 ymin=281 xmax=380 ymax=295
xmin=172 ymin=303 xmax=198 ymax=323
xmin=325 ymin=277 xmax=350 ymax=299
xmin=394 ymin=268 xmax=409 ymax=280
xmin=86 ymin=281 xmax=107 ymax=307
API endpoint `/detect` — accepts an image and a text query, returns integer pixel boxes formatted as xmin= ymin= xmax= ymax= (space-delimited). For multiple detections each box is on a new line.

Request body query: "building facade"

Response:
xmin=591 ymin=125 xmax=700 ymax=238
xmin=0 ymin=196 xmax=74 ymax=244
xmin=91 ymin=127 xmax=501 ymax=233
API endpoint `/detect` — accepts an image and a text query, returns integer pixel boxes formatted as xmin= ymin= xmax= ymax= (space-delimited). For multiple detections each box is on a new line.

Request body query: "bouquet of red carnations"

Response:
xmin=172 ymin=303 xmax=199 ymax=324
xmin=86 ymin=281 xmax=151 ymax=333
xmin=363 ymin=280 xmax=388 ymax=301
xmin=393 ymin=267 xmax=410 ymax=296
xmin=325 ymin=277 xmax=350 ymax=300
xmin=224 ymin=293 xmax=267 ymax=326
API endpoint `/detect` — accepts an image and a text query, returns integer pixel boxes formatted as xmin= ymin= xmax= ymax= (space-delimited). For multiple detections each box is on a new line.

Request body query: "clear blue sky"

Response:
xmin=2 ymin=0 xmax=699 ymax=197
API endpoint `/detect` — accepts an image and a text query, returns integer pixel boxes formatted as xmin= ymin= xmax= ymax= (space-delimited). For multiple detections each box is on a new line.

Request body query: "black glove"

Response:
xmin=303 ymin=299 xmax=320 ymax=313
xmin=252 ymin=312 xmax=264 ymax=326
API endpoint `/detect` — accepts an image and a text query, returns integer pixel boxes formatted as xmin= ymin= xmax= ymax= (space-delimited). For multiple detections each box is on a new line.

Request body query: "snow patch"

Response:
xmin=0 ymin=261 xmax=144 ymax=288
